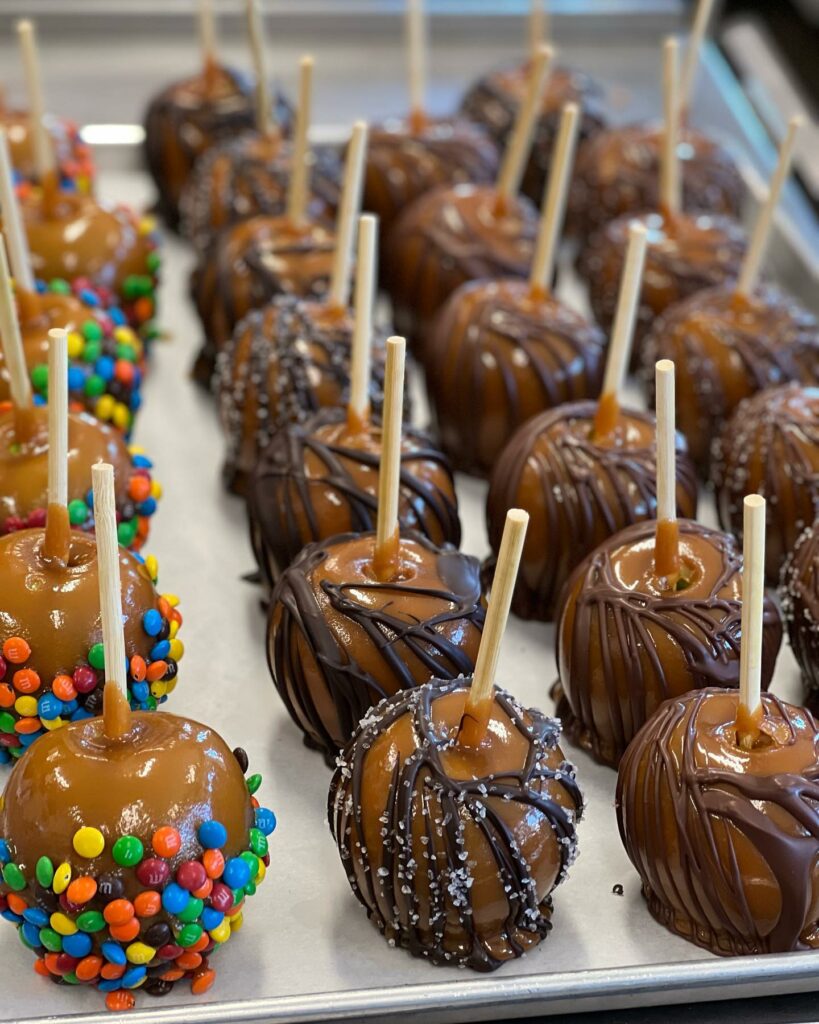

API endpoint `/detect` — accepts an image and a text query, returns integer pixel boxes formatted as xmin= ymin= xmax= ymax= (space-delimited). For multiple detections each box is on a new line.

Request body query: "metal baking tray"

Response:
xmin=2 ymin=15 xmax=819 ymax=1024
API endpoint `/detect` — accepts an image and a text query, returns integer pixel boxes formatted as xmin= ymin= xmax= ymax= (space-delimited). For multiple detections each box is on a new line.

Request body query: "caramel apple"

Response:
xmin=555 ymin=519 xmax=783 ymax=767
xmin=2 ymin=107 xmax=93 ymax=196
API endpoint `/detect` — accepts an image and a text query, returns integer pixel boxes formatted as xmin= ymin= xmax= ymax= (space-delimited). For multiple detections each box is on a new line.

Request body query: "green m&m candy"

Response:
xmin=112 ymin=835 xmax=144 ymax=867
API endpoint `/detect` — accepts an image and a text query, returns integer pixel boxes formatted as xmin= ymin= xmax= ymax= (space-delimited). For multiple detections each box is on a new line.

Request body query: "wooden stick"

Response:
xmin=737 ymin=493 xmax=766 ymax=748
xmin=373 ymin=337 xmax=406 ymax=582
xmin=660 ymin=37 xmax=681 ymax=217
xmin=286 ymin=56 xmax=314 ymax=226
xmin=460 ymin=508 xmax=529 ymax=748
xmin=246 ymin=0 xmax=273 ymax=136
xmin=406 ymin=0 xmax=427 ymax=130
xmin=347 ymin=214 xmax=377 ymax=434
xmin=93 ymin=463 xmax=132 ymax=741
xmin=529 ymin=102 xmax=580 ymax=297
xmin=0 ymin=239 xmax=32 ymax=413
xmin=0 ymin=132 xmax=35 ymax=292
xmin=654 ymin=359 xmax=679 ymax=579
xmin=327 ymin=120 xmax=368 ymax=311
xmin=680 ymin=0 xmax=715 ymax=113
xmin=592 ymin=222 xmax=648 ymax=437
xmin=528 ymin=0 xmax=549 ymax=57
xmin=199 ymin=0 xmax=217 ymax=67
xmin=43 ymin=328 xmax=70 ymax=565
xmin=737 ymin=116 xmax=803 ymax=298
xmin=16 ymin=20 xmax=56 ymax=184
xmin=495 ymin=45 xmax=552 ymax=208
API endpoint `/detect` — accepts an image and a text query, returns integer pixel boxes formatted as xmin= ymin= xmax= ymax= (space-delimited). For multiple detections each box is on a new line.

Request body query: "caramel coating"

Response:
xmin=486 ymin=400 xmax=698 ymax=622
xmin=267 ymin=533 xmax=484 ymax=760
xmin=579 ymin=210 xmax=747 ymax=356
xmin=461 ymin=63 xmax=607 ymax=205
xmin=643 ymin=284 xmax=819 ymax=473
xmin=556 ymin=519 xmax=783 ymax=768
xmin=0 ymin=711 xmax=252 ymax=901
xmin=216 ymin=297 xmax=394 ymax=495
xmin=386 ymin=184 xmax=539 ymax=348
xmin=425 ymin=278 xmax=606 ymax=476
xmin=712 ymin=384 xmax=819 ymax=585
xmin=248 ymin=406 xmax=461 ymax=592
xmin=191 ymin=215 xmax=336 ymax=386
xmin=329 ymin=678 xmax=582 ymax=970
xmin=364 ymin=116 xmax=498 ymax=237
xmin=568 ymin=122 xmax=745 ymax=238
xmin=781 ymin=523 xmax=819 ymax=708
xmin=180 ymin=130 xmax=341 ymax=252
xmin=0 ymin=407 xmax=130 ymax=524
xmin=617 ymin=689 xmax=819 ymax=955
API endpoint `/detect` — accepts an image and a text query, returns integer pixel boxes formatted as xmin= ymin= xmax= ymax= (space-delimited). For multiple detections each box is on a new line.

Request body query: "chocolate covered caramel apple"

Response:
xmin=616 ymin=688 xmax=819 ymax=955
xmin=425 ymin=103 xmax=605 ymax=476
xmin=781 ymin=523 xmax=819 ymax=708
xmin=555 ymin=519 xmax=783 ymax=767
xmin=712 ymin=384 xmax=819 ymax=585
xmin=385 ymin=46 xmax=551 ymax=347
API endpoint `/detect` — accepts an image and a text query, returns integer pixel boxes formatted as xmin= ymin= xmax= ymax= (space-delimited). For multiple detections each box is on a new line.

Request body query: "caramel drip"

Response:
xmin=655 ymin=517 xmax=680 ymax=579
xmin=736 ymin=700 xmax=764 ymax=751
xmin=492 ymin=191 xmax=509 ymax=218
xmin=203 ymin=54 xmax=220 ymax=95
xmin=592 ymin=390 xmax=619 ymax=440
xmin=458 ymin=699 xmax=492 ymax=749
xmin=42 ymin=501 xmax=70 ymax=566
xmin=373 ymin=527 xmax=400 ymax=583
xmin=12 ymin=404 xmax=38 ymax=444
xmin=102 ymin=679 xmax=133 ymax=740
xmin=407 ymin=107 xmax=426 ymax=135
xmin=40 ymin=168 xmax=60 ymax=219
xmin=345 ymin=406 xmax=368 ymax=436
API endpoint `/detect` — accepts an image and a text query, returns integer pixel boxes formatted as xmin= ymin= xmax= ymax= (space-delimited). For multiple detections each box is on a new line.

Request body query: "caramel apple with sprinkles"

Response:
xmin=330 ymin=508 xmax=582 ymax=970
xmin=0 ymin=464 xmax=275 ymax=1011
xmin=0 ymin=337 xmax=182 ymax=759
xmin=267 ymin=337 xmax=483 ymax=762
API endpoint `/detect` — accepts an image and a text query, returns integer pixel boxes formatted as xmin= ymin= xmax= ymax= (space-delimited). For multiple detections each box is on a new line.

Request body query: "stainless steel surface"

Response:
xmin=1 ymin=13 xmax=819 ymax=1024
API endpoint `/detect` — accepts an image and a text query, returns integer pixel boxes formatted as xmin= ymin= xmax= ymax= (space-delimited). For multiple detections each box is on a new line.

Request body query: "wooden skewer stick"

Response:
xmin=93 ymin=463 xmax=132 ymax=741
xmin=660 ymin=37 xmax=681 ymax=217
xmin=592 ymin=221 xmax=648 ymax=437
xmin=528 ymin=0 xmax=549 ymax=57
xmin=495 ymin=44 xmax=553 ymax=210
xmin=246 ymin=0 xmax=273 ymax=136
xmin=406 ymin=0 xmax=427 ymax=131
xmin=0 ymin=132 xmax=35 ymax=293
xmin=286 ymin=55 xmax=314 ymax=226
xmin=529 ymin=102 xmax=580 ymax=298
xmin=736 ymin=116 xmax=803 ymax=298
xmin=460 ymin=508 xmax=529 ymax=748
xmin=16 ymin=20 xmax=56 ymax=186
xmin=42 ymin=328 xmax=70 ymax=565
xmin=679 ymin=0 xmax=715 ymax=114
xmin=327 ymin=120 xmax=368 ymax=311
xmin=654 ymin=359 xmax=679 ymax=580
xmin=199 ymin=0 xmax=217 ymax=68
xmin=347 ymin=214 xmax=377 ymax=434
xmin=736 ymin=493 xmax=766 ymax=750
xmin=373 ymin=337 xmax=406 ymax=582
xmin=0 ymin=238 xmax=34 ymax=439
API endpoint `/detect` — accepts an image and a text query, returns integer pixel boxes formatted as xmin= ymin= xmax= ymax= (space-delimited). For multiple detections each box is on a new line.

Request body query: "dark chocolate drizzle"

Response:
xmin=267 ymin=534 xmax=484 ymax=760
xmin=712 ymin=384 xmax=819 ymax=585
xmin=782 ymin=523 xmax=819 ymax=706
xmin=329 ymin=678 xmax=582 ymax=970
xmin=616 ymin=688 xmax=819 ymax=955
xmin=555 ymin=518 xmax=783 ymax=767
xmin=248 ymin=406 xmax=461 ymax=591
xmin=427 ymin=281 xmax=606 ymax=476
xmin=485 ymin=400 xmax=699 ymax=622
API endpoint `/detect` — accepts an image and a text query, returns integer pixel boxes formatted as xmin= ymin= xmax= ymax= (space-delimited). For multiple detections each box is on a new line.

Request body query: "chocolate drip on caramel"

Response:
xmin=248 ymin=406 xmax=460 ymax=592
xmin=329 ymin=678 xmax=582 ymax=970
xmin=555 ymin=519 xmax=783 ymax=768
xmin=616 ymin=688 xmax=819 ymax=956
xmin=427 ymin=279 xmax=606 ymax=476
xmin=643 ymin=284 xmax=819 ymax=472
xmin=485 ymin=400 xmax=699 ymax=622
xmin=267 ymin=533 xmax=484 ymax=761
xmin=713 ymin=384 xmax=819 ymax=585
xmin=782 ymin=523 xmax=819 ymax=708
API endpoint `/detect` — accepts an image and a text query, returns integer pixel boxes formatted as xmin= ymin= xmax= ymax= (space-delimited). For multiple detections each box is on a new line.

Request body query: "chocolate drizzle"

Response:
xmin=485 ymin=400 xmax=699 ymax=621
xmin=216 ymin=297 xmax=398 ymax=494
xmin=643 ymin=284 xmax=819 ymax=473
xmin=555 ymin=519 xmax=783 ymax=768
xmin=426 ymin=279 xmax=606 ymax=476
xmin=267 ymin=533 xmax=484 ymax=760
xmin=712 ymin=384 xmax=819 ymax=584
xmin=616 ymin=688 xmax=819 ymax=955
xmin=781 ymin=523 xmax=819 ymax=707
xmin=329 ymin=678 xmax=582 ymax=970
xmin=248 ymin=406 xmax=461 ymax=592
